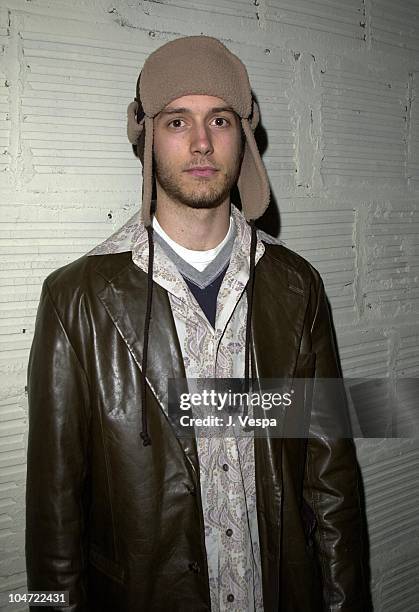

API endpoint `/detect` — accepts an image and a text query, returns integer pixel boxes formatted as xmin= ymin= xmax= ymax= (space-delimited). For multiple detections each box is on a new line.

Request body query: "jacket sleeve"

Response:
xmin=303 ymin=275 xmax=368 ymax=612
xmin=26 ymin=280 xmax=91 ymax=611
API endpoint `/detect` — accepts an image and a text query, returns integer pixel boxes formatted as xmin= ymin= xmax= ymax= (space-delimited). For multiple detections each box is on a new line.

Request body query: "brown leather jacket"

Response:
xmin=26 ymin=243 xmax=367 ymax=611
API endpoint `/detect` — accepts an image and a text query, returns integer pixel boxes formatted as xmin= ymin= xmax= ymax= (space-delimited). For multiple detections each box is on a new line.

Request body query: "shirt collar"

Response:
xmin=87 ymin=204 xmax=269 ymax=266
xmin=87 ymin=205 xmax=271 ymax=333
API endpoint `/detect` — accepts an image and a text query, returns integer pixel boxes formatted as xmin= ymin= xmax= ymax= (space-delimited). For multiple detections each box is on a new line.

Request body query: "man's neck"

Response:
xmin=154 ymin=193 xmax=231 ymax=251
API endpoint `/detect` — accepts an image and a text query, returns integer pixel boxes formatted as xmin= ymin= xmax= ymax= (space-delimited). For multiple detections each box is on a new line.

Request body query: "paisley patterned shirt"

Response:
xmin=89 ymin=206 xmax=280 ymax=611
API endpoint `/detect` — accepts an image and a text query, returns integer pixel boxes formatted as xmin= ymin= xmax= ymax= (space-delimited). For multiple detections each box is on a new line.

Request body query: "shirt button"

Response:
xmin=222 ymin=463 xmax=229 ymax=471
xmin=227 ymin=594 xmax=234 ymax=602
xmin=188 ymin=561 xmax=201 ymax=574
xmin=226 ymin=528 xmax=233 ymax=537
xmin=185 ymin=483 xmax=196 ymax=496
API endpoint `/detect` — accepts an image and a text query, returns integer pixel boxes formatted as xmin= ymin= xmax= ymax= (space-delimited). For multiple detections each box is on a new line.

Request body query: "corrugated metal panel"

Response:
xmin=0 ymin=220 xmax=112 ymax=316
xmin=0 ymin=388 xmax=29 ymax=607
xmin=143 ymin=0 xmax=257 ymax=21
xmin=361 ymin=445 xmax=419 ymax=552
xmin=0 ymin=212 xmax=118 ymax=374
xmin=371 ymin=0 xmax=419 ymax=52
xmin=266 ymin=0 xmax=365 ymax=39
xmin=338 ymin=329 xmax=389 ymax=377
xmin=256 ymin=99 xmax=295 ymax=179
xmin=21 ymin=15 xmax=146 ymax=182
xmin=5 ymin=0 xmax=109 ymax=24
xmin=380 ymin=556 xmax=419 ymax=612
xmin=0 ymin=10 xmax=27 ymax=599
xmin=408 ymin=72 xmax=419 ymax=183
xmin=321 ymin=67 xmax=407 ymax=180
xmin=396 ymin=326 xmax=419 ymax=376
xmin=0 ymin=9 xmax=10 ymax=177
xmin=236 ymin=47 xmax=296 ymax=183
xmin=279 ymin=206 xmax=355 ymax=321
xmin=0 ymin=570 xmax=29 ymax=612
xmin=0 ymin=396 xmax=26 ymax=491
xmin=394 ymin=326 xmax=419 ymax=437
xmin=364 ymin=207 xmax=419 ymax=315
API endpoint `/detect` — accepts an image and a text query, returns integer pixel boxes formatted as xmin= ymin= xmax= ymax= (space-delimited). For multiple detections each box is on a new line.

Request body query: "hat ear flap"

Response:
xmin=237 ymin=116 xmax=270 ymax=221
xmin=141 ymin=116 xmax=154 ymax=227
xmin=127 ymin=100 xmax=145 ymax=145
xmin=250 ymin=99 xmax=260 ymax=131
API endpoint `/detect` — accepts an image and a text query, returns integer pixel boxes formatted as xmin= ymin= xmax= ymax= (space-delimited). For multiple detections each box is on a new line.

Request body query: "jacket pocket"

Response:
xmin=89 ymin=546 xmax=125 ymax=585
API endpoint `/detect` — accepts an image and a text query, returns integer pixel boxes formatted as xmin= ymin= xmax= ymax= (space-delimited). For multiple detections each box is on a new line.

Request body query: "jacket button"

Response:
xmin=226 ymin=528 xmax=233 ymax=537
xmin=188 ymin=561 xmax=201 ymax=574
xmin=222 ymin=463 xmax=229 ymax=471
xmin=227 ymin=594 xmax=234 ymax=602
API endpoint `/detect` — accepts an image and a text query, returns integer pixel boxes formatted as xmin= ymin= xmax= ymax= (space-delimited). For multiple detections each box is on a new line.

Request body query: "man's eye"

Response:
xmin=169 ymin=118 xmax=185 ymax=128
xmin=212 ymin=117 xmax=229 ymax=127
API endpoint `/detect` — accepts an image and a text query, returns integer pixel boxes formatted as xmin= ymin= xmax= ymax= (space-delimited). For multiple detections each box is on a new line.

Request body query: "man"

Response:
xmin=26 ymin=36 xmax=366 ymax=611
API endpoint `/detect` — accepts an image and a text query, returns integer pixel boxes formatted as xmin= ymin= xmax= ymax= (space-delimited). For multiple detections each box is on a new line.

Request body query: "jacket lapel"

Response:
xmin=94 ymin=253 xmax=200 ymax=476
xmin=252 ymin=249 xmax=308 ymax=380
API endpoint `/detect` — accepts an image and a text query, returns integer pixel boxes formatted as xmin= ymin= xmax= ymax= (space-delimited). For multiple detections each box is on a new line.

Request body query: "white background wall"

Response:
xmin=0 ymin=0 xmax=418 ymax=610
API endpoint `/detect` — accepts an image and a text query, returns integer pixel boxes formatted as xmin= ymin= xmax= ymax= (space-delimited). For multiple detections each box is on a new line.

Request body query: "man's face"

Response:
xmin=153 ymin=94 xmax=243 ymax=210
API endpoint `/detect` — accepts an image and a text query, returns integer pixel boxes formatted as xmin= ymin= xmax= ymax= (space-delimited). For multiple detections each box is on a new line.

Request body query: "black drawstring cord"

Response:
xmin=140 ymin=224 xmax=154 ymax=446
xmin=243 ymin=221 xmax=257 ymax=425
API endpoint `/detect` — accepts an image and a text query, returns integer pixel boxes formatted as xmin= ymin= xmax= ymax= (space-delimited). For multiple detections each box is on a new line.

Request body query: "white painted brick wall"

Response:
xmin=0 ymin=0 xmax=418 ymax=610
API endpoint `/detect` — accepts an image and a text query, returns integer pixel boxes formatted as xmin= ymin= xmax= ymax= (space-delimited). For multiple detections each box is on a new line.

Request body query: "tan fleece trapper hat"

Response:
xmin=127 ymin=35 xmax=270 ymax=226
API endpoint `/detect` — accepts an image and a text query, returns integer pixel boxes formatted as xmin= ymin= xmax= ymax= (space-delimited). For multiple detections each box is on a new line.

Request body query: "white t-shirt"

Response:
xmin=152 ymin=215 xmax=234 ymax=272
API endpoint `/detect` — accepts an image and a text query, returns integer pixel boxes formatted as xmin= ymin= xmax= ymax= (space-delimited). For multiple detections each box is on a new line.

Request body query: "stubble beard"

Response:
xmin=154 ymin=155 xmax=242 ymax=210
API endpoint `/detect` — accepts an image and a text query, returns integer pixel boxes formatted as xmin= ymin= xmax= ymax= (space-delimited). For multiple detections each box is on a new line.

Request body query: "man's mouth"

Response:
xmin=184 ymin=166 xmax=218 ymax=178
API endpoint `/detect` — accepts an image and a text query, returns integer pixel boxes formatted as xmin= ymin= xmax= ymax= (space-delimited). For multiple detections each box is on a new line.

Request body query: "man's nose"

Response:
xmin=190 ymin=122 xmax=214 ymax=156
